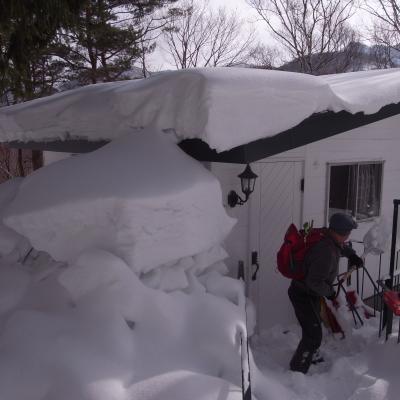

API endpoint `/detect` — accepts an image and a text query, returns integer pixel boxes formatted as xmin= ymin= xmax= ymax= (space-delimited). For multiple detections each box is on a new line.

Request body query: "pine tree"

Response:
xmin=55 ymin=0 xmax=177 ymax=84
xmin=0 ymin=0 xmax=84 ymax=101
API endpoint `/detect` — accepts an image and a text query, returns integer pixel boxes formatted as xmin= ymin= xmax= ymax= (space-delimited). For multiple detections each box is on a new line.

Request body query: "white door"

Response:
xmin=248 ymin=161 xmax=304 ymax=333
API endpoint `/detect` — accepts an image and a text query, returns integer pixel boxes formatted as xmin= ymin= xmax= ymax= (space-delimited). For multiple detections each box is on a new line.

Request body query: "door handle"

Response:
xmin=251 ymin=251 xmax=259 ymax=281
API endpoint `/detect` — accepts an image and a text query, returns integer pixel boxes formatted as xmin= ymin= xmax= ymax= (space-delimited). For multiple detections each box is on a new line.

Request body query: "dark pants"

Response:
xmin=288 ymin=283 xmax=322 ymax=373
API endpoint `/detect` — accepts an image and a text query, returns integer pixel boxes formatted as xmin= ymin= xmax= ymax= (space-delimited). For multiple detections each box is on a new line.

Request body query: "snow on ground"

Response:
xmin=252 ymin=314 xmax=400 ymax=400
xmin=1 ymin=68 xmax=400 ymax=152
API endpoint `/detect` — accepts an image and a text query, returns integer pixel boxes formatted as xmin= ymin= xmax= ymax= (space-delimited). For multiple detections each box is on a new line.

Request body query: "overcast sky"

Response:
xmin=149 ymin=0 xmax=268 ymax=70
xmin=149 ymin=0 xmax=371 ymax=71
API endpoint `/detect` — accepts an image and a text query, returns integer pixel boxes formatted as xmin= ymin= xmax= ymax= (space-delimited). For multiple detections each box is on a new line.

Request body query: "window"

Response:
xmin=328 ymin=162 xmax=383 ymax=221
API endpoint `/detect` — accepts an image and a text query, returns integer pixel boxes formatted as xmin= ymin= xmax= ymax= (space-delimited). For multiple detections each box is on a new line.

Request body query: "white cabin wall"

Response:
xmin=210 ymin=146 xmax=307 ymax=282
xmin=303 ymin=115 xmax=400 ymax=296
xmin=213 ymin=114 xmax=400 ymax=304
xmin=43 ymin=151 xmax=72 ymax=165
xmin=210 ymin=162 xmax=251 ymax=279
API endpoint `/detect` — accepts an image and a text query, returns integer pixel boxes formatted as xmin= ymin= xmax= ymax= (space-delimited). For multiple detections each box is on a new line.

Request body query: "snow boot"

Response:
xmin=311 ymin=349 xmax=324 ymax=365
xmin=289 ymin=344 xmax=314 ymax=374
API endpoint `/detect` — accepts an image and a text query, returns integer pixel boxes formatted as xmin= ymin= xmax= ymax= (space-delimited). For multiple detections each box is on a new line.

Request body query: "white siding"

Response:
xmin=210 ymin=162 xmax=251 ymax=278
xmin=214 ymin=114 xmax=400 ymax=320
xmin=303 ymin=115 xmax=400 ymax=296
xmin=43 ymin=151 xmax=71 ymax=165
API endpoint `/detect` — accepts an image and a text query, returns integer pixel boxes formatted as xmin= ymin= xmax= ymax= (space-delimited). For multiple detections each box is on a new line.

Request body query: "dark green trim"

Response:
xmin=7 ymin=139 xmax=110 ymax=153
xmin=179 ymin=102 xmax=400 ymax=163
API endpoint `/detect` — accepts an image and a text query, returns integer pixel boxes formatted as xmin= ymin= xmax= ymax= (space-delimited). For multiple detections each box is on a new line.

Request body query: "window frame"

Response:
xmin=326 ymin=160 xmax=384 ymax=223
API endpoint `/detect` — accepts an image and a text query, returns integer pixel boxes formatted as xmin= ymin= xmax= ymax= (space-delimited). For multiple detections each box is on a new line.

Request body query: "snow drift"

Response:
xmin=0 ymin=127 xmax=251 ymax=400
xmin=3 ymin=128 xmax=235 ymax=272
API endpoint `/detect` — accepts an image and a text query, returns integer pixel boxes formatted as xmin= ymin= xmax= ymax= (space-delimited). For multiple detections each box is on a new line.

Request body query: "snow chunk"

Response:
xmin=59 ymin=249 xmax=145 ymax=321
xmin=3 ymin=129 xmax=235 ymax=272
xmin=362 ymin=217 xmax=391 ymax=255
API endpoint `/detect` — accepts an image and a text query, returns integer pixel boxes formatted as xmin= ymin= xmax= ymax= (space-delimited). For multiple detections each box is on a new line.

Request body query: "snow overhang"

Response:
xmin=179 ymin=101 xmax=400 ymax=163
xmin=2 ymin=67 xmax=400 ymax=161
xmin=6 ymin=100 xmax=400 ymax=163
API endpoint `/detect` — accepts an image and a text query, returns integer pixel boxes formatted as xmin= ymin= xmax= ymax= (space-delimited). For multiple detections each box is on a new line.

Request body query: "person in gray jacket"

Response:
xmin=288 ymin=213 xmax=363 ymax=373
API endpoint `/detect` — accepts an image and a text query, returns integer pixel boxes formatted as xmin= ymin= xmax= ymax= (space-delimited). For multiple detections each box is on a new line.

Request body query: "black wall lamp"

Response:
xmin=227 ymin=164 xmax=258 ymax=208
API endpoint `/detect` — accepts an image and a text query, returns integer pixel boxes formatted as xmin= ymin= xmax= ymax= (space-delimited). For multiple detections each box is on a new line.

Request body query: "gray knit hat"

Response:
xmin=329 ymin=213 xmax=358 ymax=235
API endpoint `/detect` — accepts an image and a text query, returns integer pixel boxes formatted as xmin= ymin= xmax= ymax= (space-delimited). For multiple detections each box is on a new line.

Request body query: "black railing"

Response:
xmin=383 ymin=200 xmax=400 ymax=340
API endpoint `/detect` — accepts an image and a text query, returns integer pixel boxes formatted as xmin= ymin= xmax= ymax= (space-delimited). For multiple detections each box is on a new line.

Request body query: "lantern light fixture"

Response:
xmin=227 ymin=164 xmax=258 ymax=208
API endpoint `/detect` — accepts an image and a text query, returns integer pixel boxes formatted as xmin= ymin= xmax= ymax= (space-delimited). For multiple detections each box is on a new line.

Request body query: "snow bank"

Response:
xmin=0 ymin=125 xmax=249 ymax=400
xmin=1 ymin=68 xmax=400 ymax=152
xmin=3 ymin=128 xmax=235 ymax=272
xmin=0 ymin=247 xmax=246 ymax=400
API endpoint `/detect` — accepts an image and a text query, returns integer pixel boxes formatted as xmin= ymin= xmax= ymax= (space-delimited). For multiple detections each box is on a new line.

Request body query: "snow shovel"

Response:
xmin=320 ymin=297 xmax=344 ymax=338
xmin=337 ymin=278 xmax=364 ymax=327
xmin=322 ymin=268 xmax=365 ymax=336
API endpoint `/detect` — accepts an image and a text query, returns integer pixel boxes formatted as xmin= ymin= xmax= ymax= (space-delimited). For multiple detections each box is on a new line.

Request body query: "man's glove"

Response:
xmin=326 ymin=291 xmax=337 ymax=301
xmin=348 ymin=253 xmax=363 ymax=269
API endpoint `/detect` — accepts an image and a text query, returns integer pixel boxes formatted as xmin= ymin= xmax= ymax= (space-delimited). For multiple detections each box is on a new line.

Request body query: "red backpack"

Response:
xmin=277 ymin=223 xmax=326 ymax=280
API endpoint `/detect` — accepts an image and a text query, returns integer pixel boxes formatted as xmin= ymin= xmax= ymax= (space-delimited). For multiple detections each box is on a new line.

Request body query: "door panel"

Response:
xmin=249 ymin=161 xmax=304 ymax=333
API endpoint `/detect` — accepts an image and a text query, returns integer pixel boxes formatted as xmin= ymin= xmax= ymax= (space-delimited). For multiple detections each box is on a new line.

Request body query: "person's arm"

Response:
xmin=304 ymin=244 xmax=335 ymax=298
xmin=342 ymin=243 xmax=363 ymax=268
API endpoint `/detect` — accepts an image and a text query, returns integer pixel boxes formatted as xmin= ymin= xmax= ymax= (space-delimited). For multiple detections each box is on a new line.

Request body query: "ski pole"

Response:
xmin=338 ymin=280 xmax=364 ymax=327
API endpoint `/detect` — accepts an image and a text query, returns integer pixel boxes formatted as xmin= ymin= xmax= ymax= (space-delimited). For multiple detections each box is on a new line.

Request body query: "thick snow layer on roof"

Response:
xmin=3 ymin=128 xmax=235 ymax=272
xmin=323 ymin=68 xmax=400 ymax=114
xmin=1 ymin=68 xmax=400 ymax=152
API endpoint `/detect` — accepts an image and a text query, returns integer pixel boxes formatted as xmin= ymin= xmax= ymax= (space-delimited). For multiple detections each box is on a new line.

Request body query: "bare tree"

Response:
xmin=247 ymin=0 xmax=361 ymax=74
xmin=247 ymin=44 xmax=282 ymax=69
xmin=364 ymin=0 xmax=400 ymax=68
xmin=162 ymin=0 xmax=256 ymax=68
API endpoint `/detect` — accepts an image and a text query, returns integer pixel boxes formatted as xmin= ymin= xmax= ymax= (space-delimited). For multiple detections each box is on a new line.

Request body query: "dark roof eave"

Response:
xmin=179 ymin=101 xmax=400 ymax=163
xmin=5 ymin=101 xmax=400 ymax=163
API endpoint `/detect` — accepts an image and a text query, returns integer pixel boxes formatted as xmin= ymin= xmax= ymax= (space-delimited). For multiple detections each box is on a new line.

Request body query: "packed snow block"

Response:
xmin=141 ymin=245 xmax=228 ymax=292
xmin=3 ymin=129 xmax=235 ymax=273
xmin=59 ymin=249 xmax=146 ymax=321
xmin=59 ymin=249 xmax=245 ymax=388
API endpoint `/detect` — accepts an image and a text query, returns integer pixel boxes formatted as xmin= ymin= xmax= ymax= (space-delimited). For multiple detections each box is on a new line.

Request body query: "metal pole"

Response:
xmin=385 ymin=199 xmax=400 ymax=340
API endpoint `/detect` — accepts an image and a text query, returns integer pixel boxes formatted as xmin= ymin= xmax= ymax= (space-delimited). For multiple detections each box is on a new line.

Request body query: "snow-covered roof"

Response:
xmin=1 ymin=67 xmax=400 ymax=152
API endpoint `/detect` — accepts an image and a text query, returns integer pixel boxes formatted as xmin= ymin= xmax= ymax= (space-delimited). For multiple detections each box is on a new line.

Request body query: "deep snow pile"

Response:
xmin=3 ymin=128 xmax=235 ymax=274
xmin=1 ymin=68 xmax=400 ymax=152
xmin=0 ymin=129 xmax=251 ymax=400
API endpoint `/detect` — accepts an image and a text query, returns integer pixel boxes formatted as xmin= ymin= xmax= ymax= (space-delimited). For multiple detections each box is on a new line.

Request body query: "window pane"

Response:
xmin=328 ymin=165 xmax=356 ymax=218
xmin=356 ymin=164 xmax=382 ymax=220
